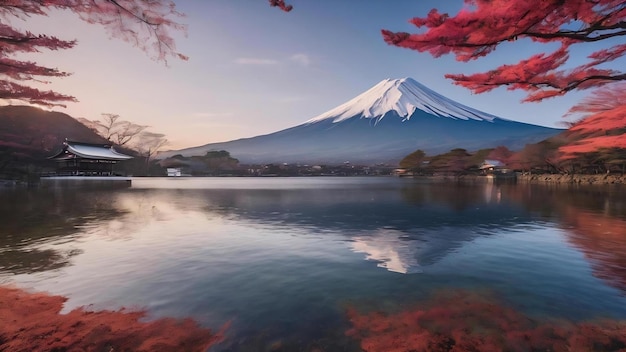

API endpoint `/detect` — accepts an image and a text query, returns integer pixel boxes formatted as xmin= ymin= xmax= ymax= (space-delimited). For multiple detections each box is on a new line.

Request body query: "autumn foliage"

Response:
xmin=269 ymin=0 xmax=293 ymax=12
xmin=427 ymin=148 xmax=473 ymax=175
xmin=558 ymin=83 xmax=626 ymax=163
xmin=382 ymin=0 xmax=626 ymax=102
xmin=0 ymin=286 xmax=223 ymax=352
xmin=346 ymin=290 xmax=626 ymax=352
xmin=0 ymin=0 xmax=187 ymax=107
xmin=399 ymin=149 xmax=426 ymax=171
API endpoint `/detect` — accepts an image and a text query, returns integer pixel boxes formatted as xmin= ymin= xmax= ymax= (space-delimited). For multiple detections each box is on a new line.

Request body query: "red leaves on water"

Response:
xmin=346 ymin=290 xmax=626 ymax=352
xmin=0 ymin=286 xmax=224 ymax=352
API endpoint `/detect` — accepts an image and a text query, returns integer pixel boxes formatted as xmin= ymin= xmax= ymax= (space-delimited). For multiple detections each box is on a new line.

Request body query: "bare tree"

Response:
xmin=133 ymin=131 xmax=168 ymax=174
xmin=78 ymin=113 xmax=147 ymax=146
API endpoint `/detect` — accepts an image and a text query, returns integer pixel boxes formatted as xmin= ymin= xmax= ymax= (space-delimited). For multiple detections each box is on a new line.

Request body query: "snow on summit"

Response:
xmin=306 ymin=77 xmax=501 ymax=124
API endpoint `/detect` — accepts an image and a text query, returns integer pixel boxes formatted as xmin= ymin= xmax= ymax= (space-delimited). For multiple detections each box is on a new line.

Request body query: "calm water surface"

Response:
xmin=1 ymin=177 xmax=626 ymax=350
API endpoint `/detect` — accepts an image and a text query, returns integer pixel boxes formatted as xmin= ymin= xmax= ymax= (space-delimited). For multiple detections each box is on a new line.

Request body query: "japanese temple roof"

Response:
xmin=479 ymin=159 xmax=505 ymax=169
xmin=49 ymin=140 xmax=133 ymax=161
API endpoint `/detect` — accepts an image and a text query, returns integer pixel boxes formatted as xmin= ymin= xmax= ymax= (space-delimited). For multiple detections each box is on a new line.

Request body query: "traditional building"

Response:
xmin=479 ymin=159 xmax=506 ymax=174
xmin=48 ymin=140 xmax=133 ymax=176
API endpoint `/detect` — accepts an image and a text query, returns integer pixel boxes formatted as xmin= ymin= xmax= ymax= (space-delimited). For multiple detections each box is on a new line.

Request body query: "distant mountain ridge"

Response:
xmin=0 ymin=105 xmax=108 ymax=157
xmin=160 ymin=78 xmax=564 ymax=165
xmin=0 ymin=105 xmax=112 ymax=178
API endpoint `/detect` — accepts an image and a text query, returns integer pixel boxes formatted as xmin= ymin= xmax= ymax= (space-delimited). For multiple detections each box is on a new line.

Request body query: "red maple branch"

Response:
xmin=269 ymin=0 xmax=293 ymax=12
xmin=0 ymin=81 xmax=77 ymax=107
xmin=382 ymin=0 xmax=626 ymax=102
xmin=0 ymin=0 xmax=187 ymax=107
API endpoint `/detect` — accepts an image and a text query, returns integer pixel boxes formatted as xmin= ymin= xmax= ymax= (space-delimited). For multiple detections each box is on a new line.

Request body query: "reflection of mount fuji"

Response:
xmin=351 ymin=229 xmax=421 ymax=274
xmin=186 ymin=181 xmax=535 ymax=273
xmin=160 ymin=78 xmax=562 ymax=164
xmin=350 ymin=226 xmax=490 ymax=274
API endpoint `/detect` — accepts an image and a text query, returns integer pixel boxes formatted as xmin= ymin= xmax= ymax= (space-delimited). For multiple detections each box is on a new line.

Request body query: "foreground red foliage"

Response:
xmin=568 ymin=84 xmax=626 ymax=133
xmin=560 ymin=135 xmax=626 ymax=156
xmin=382 ymin=0 xmax=626 ymax=102
xmin=346 ymin=290 xmax=626 ymax=352
xmin=1 ymin=0 xmax=187 ymax=107
xmin=559 ymin=83 xmax=626 ymax=161
xmin=0 ymin=286 xmax=223 ymax=352
xmin=269 ymin=0 xmax=293 ymax=12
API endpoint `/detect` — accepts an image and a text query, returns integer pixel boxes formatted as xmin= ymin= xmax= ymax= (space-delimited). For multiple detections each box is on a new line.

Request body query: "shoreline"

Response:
xmin=2 ymin=174 xmax=625 ymax=187
xmin=402 ymin=174 xmax=626 ymax=186
xmin=517 ymin=173 xmax=626 ymax=185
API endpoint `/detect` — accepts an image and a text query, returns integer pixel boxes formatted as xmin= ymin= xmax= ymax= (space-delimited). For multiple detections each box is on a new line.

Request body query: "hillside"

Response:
xmin=0 ymin=105 xmax=109 ymax=178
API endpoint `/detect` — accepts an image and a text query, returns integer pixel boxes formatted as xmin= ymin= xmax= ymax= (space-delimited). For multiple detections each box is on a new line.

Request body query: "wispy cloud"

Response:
xmin=234 ymin=54 xmax=312 ymax=67
xmin=190 ymin=112 xmax=234 ymax=119
xmin=276 ymin=96 xmax=309 ymax=103
xmin=290 ymin=53 xmax=311 ymax=66
xmin=235 ymin=57 xmax=279 ymax=65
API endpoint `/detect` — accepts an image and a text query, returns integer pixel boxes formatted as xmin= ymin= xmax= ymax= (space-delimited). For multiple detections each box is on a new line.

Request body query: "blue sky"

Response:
xmin=18 ymin=0 xmax=618 ymax=148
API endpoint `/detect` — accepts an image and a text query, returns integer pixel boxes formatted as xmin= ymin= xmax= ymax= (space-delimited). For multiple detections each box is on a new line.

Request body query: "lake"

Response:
xmin=1 ymin=177 xmax=626 ymax=351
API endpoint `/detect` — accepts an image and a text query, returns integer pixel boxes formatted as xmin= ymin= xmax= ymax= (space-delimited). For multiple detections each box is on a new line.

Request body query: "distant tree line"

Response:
xmin=400 ymin=142 xmax=625 ymax=176
xmin=400 ymin=147 xmax=502 ymax=176
xmin=401 ymin=92 xmax=626 ymax=176
xmin=159 ymin=151 xmax=241 ymax=176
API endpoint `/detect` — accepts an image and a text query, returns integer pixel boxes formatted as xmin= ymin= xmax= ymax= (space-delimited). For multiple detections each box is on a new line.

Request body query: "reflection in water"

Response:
xmin=563 ymin=207 xmax=626 ymax=293
xmin=0 ymin=188 xmax=123 ymax=275
xmin=0 ymin=248 xmax=81 ymax=275
xmin=349 ymin=224 xmax=513 ymax=275
xmin=401 ymin=182 xmax=504 ymax=210
xmin=189 ymin=183 xmax=536 ymax=274
xmin=351 ymin=229 xmax=421 ymax=274
xmin=1 ymin=178 xmax=626 ymax=350
xmin=2 ymin=180 xmax=625 ymax=291
xmin=502 ymin=184 xmax=626 ymax=293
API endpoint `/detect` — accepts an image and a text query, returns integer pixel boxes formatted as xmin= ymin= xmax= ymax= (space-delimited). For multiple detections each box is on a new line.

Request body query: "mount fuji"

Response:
xmin=160 ymin=78 xmax=562 ymax=164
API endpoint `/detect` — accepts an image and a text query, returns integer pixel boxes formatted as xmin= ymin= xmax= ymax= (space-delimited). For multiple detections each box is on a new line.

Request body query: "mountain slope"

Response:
xmin=161 ymin=78 xmax=563 ymax=164
xmin=0 ymin=106 xmax=109 ymax=177
xmin=0 ymin=105 xmax=108 ymax=155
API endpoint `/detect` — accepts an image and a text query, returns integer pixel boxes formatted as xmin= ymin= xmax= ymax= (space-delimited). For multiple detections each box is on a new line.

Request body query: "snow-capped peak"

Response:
xmin=306 ymin=77 xmax=501 ymax=124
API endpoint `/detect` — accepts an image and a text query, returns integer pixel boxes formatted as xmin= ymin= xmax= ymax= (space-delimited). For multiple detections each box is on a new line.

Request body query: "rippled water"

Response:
xmin=1 ymin=177 xmax=625 ymax=350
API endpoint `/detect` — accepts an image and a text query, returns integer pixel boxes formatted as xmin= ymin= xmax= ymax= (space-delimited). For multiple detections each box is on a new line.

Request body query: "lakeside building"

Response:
xmin=167 ymin=168 xmax=182 ymax=177
xmin=480 ymin=159 xmax=516 ymax=181
xmin=41 ymin=140 xmax=133 ymax=188
xmin=48 ymin=140 xmax=133 ymax=176
xmin=479 ymin=159 xmax=507 ymax=174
